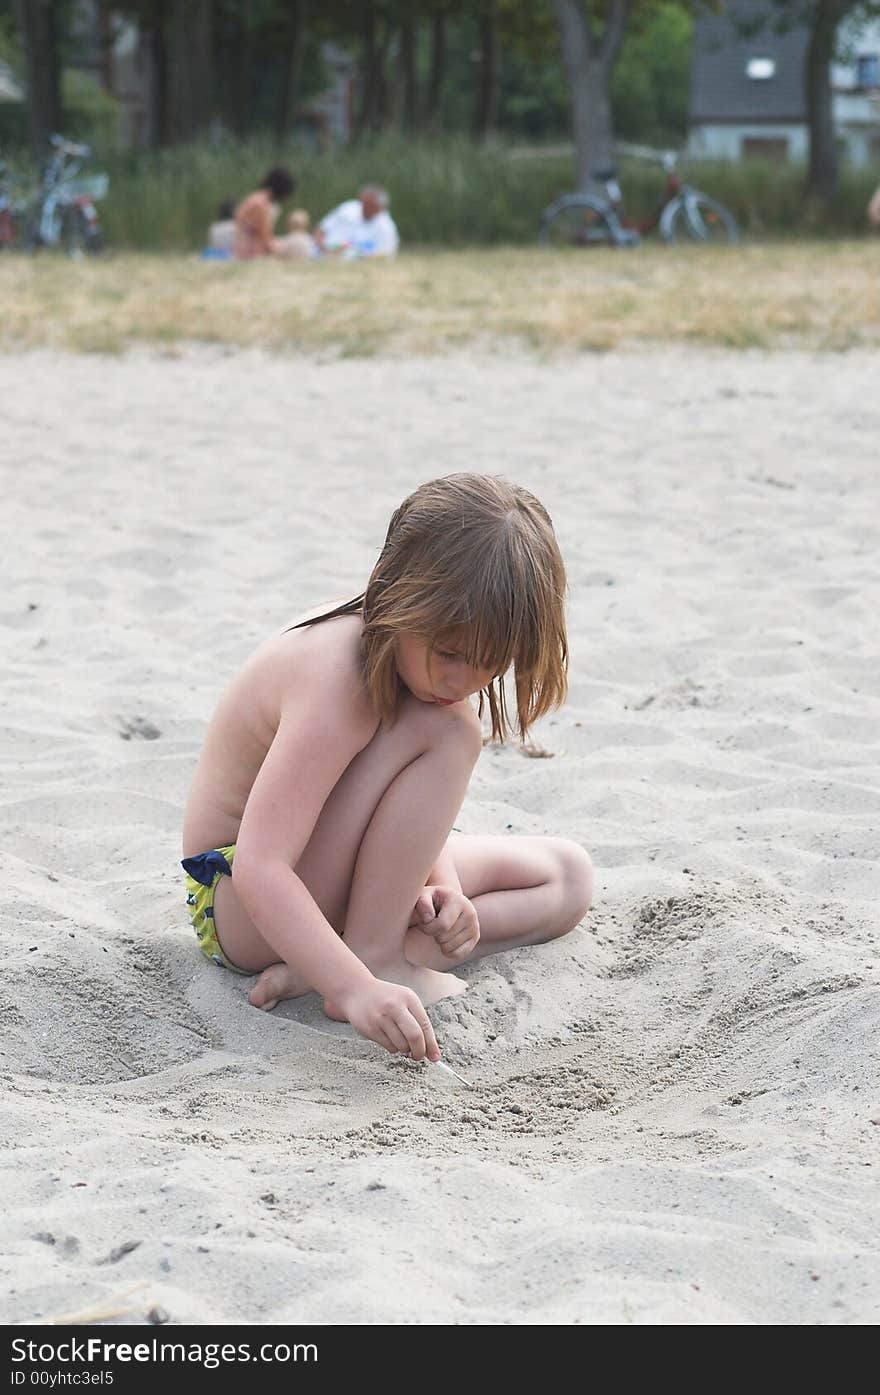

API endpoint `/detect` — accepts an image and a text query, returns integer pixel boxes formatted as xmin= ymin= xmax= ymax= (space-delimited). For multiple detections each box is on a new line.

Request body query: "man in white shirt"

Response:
xmin=316 ymin=185 xmax=399 ymax=258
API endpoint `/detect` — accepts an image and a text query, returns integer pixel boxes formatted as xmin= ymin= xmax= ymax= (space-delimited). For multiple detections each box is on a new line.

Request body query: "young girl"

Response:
xmin=182 ymin=474 xmax=593 ymax=1064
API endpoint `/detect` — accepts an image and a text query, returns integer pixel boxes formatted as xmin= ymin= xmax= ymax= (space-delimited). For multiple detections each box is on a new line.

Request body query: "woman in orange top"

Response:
xmin=233 ymin=166 xmax=295 ymax=260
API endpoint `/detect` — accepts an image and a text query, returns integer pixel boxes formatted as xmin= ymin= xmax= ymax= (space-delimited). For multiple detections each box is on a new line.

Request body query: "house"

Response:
xmin=0 ymin=59 xmax=23 ymax=104
xmin=689 ymin=0 xmax=880 ymax=165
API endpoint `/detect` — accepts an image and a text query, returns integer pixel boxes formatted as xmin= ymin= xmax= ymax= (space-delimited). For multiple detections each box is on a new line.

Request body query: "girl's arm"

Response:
xmin=231 ymin=655 xmax=379 ymax=1006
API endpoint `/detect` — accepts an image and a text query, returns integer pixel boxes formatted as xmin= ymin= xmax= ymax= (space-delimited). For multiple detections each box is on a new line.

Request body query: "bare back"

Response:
xmin=182 ymin=607 xmax=376 ymax=857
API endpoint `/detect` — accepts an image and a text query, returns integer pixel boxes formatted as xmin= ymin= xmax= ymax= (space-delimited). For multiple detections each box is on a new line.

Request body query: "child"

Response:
xmin=182 ymin=474 xmax=593 ymax=1064
xmin=233 ymin=166 xmax=295 ymax=260
xmin=205 ymin=199 xmax=236 ymax=258
xmin=275 ymin=208 xmax=317 ymax=260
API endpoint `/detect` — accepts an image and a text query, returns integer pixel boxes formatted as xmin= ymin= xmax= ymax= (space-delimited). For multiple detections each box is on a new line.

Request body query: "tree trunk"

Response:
xmin=804 ymin=0 xmax=857 ymax=213
xmin=472 ymin=1 xmax=500 ymax=143
xmin=175 ymin=0 xmax=211 ymax=141
xmin=14 ymin=0 xmax=61 ymax=152
xmin=423 ymin=9 xmax=447 ymax=134
xmin=276 ymin=0 xmax=307 ymax=142
xmin=232 ymin=0 xmax=254 ymax=138
xmin=148 ymin=0 xmax=171 ymax=147
xmin=552 ymin=0 xmax=632 ymax=190
xmin=354 ymin=2 xmax=380 ymax=139
xmin=398 ymin=13 xmax=418 ymax=133
xmin=168 ymin=0 xmax=213 ymax=143
xmin=97 ymin=0 xmax=115 ymax=95
xmin=192 ymin=0 xmax=213 ymax=138
xmin=372 ymin=14 xmax=394 ymax=133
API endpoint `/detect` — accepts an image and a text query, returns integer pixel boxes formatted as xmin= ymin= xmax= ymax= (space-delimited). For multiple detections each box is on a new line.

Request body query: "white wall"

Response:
xmin=688 ymin=124 xmax=809 ymax=162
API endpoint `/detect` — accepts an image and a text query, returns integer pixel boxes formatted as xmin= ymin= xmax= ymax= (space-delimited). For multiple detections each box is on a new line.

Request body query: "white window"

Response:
xmin=746 ymin=57 xmax=776 ymax=80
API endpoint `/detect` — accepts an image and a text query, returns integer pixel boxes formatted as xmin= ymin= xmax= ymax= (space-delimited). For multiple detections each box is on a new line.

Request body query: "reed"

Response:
xmin=67 ymin=137 xmax=880 ymax=250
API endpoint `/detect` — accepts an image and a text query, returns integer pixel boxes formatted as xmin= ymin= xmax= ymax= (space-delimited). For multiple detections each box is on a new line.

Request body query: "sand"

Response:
xmin=1 ymin=345 xmax=878 ymax=1326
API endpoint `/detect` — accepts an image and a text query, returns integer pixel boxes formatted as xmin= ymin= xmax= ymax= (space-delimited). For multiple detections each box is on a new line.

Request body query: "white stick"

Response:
xmin=432 ymin=1059 xmax=473 ymax=1088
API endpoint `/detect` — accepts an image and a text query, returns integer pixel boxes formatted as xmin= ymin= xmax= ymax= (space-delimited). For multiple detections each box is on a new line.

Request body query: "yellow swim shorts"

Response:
xmin=181 ymin=845 xmax=250 ymax=974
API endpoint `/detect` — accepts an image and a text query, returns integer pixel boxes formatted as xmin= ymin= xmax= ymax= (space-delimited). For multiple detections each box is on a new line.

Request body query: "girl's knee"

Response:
xmin=400 ymin=692 xmax=483 ymax=764
xmin=553 ymin=839 xmax=594 ymax=934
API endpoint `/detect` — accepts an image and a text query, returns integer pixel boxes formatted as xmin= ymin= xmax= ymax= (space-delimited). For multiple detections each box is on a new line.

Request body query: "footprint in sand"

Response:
xmin=119 ymin=716 xmax=162 ymax=741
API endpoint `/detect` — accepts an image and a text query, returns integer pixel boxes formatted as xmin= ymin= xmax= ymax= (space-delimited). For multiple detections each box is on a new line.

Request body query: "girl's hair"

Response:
xmin=292 ymin=473 xmax=568 ymax=741
xmin=261 ymin=166 xmax=295 ymax=201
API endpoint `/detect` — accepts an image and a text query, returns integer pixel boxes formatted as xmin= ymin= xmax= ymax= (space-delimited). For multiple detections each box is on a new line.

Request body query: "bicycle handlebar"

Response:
xmin=49 ymin=134 xmax=91 ymax=159
xmin=615 ymin=141 xmax=679 ymax=170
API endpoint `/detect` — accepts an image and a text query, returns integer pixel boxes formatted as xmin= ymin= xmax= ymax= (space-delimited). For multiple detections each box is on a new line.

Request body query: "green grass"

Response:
xmin=2 ymin=136 xmax=873 ymax=251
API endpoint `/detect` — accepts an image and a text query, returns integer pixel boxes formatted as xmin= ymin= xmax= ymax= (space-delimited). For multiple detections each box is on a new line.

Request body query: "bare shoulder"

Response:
xmin=261 ymin=613 xmax=377 ymax=745
xmin=183 ymin=613 xmax=376 ymax=856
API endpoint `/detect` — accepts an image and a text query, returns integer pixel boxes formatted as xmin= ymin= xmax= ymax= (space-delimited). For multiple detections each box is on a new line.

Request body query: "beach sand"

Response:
xmin=1 ymin=346 xmax=878 ymax=1325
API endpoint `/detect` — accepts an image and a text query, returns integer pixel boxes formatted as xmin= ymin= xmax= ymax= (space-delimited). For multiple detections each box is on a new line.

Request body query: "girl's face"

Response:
xmin=395 ymin=633 xmax=497 ymax=707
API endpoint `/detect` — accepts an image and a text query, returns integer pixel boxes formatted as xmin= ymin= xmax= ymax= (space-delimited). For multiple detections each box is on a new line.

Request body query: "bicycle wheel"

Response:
xmin=24 ymin=199 xmax=61 ymax=251
xmin=539 ymin=195 xmax=626 ymax=248
xmin=61 ymin=204 xmax=103 ymax=257
xmin=661 ymin=193 xmax=739 ymax=246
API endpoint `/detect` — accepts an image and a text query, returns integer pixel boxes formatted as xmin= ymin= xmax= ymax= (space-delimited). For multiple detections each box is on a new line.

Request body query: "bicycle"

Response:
xmin=0 ymin=153 xmax=27 ymax=250
xmin=26 ymin=134 xmax=108 ymax=256
xmin=539 ymin=144 xmax=739 ymax=249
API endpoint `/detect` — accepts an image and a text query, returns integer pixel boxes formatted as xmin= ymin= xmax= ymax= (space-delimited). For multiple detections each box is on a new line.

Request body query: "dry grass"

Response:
xmin=2 ymin=242 xmax=879 ymax=356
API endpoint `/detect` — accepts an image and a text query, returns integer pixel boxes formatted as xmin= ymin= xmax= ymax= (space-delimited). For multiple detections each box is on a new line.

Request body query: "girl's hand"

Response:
xmin=410 ymin=885 xmax=481 ymax=960
xmin=334 ymin=980 xmax=440 ymax=1062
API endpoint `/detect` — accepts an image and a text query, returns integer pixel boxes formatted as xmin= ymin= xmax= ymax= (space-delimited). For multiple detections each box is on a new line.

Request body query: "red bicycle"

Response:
xmin=0 ymin=154 xmax=25 ymax=249
xmin=540 ymin=144 xmax=739 ymax=249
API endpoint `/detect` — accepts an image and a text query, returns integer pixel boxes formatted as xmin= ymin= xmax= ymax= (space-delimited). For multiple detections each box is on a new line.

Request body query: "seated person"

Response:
xmin=233 ymin=167 xmax=295 ymax=260
xmin=868 ymin=184 xmax=880 ymax=229
xmin=201 ymin=199 xmax=236 ymax=260
xmin=275 ymin=208 xmax=318 ymax=261
xmin=316 ymin=185 xmax=399 ymax=259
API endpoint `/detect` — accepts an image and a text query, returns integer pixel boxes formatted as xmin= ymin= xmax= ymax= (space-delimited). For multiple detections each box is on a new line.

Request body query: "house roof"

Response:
xmin=690 ymin=0 xmax=808 ymax=123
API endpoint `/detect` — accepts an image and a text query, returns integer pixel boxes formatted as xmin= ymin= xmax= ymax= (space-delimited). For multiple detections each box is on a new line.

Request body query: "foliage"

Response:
xmin=612 ymin=3 xmax=693 ymax=145
xmin=2 ymin=0 xmax=700 ymax=151
xmin=61 ymin=69 xmax=121 ymax=145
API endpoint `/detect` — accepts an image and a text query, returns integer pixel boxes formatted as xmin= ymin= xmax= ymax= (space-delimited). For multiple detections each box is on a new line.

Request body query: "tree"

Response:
xmin=353 ymin=1 xmax=386 ymax=138
xmin=14 ymin=0 xmax=61 ymax=150
xmin=422 ymin=3 xmax=449 ymax=133
xmin=551 ymin=0 xmax=635 ymax=188
xmin=611 ymin=3 xmax=692 ymax=145
xmin=395 ymin=7 xmax=418 ymax=130
xmin=472 ymin=0 xmax=500 ymax=141
xmin=805 ymin=0 xmax=855 ymax=208
xmin=276 ymin=0 xmax=308 ymax=141
xmin=757 ymin=1 xmax=880 ymax=213
xmin=169 ymin=0 xmax=214 ymax=143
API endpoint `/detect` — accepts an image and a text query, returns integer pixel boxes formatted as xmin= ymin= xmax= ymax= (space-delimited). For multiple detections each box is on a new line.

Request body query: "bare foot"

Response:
xmin=403 ymin=925 xmax=478 ymax=972
xmin=323 ymin=960 xmax=466 ymax=1025
xmin=249 ymin=961 xmax=312 ymax=1013
xmin=398 ymin=959 xmax=471 ymax=1004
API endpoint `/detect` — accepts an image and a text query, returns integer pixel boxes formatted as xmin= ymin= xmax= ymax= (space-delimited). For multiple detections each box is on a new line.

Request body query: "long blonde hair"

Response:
xmin=293 ymin=473 xmax=568 ymax=741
